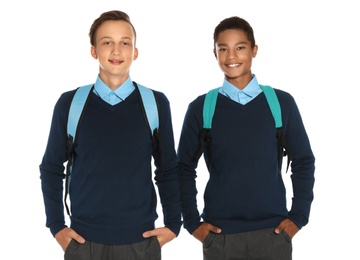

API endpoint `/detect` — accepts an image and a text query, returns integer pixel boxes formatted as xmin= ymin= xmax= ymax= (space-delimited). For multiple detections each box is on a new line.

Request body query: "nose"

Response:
xmin=112 ymin=44 xmax=121 ymax=55
xmin=227 ymin=49 xmax=237 ymax=59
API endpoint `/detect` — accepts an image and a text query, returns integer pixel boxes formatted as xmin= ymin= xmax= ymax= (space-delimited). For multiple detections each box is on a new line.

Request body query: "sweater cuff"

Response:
xmin=165 ymin=222 xmax=182 ymax=237
xmin=50 ymin=223 xmax=67 ymax=237
xmin=185 ymin=221 xmax=203 ymax=235
xmin=288 ymin=197 xmax=313 ymax=228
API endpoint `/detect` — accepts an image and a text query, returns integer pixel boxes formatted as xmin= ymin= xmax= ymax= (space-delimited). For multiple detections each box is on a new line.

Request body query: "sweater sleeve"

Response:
xmin=177 ymin=97 xmax=204 ymax=234
xmin=280 ymin=91 xmax=315 ymax=229
xmin=39 ymin=91 xmax=74 ymax=237
xmin=152 ymin=92 xmax=182 ymax=236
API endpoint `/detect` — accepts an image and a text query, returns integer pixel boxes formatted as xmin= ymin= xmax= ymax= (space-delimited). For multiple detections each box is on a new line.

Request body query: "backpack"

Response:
xmin=195 ymin=85 xmax=290 ymax=172
xmin=64 ymin=81 xmax=159 ymax=215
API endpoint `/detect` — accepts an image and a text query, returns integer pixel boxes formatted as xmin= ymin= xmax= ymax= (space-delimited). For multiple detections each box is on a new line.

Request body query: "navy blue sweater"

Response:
xmin=177 ymin=89 xmax=315 ymax=235
xmin=40 ymin=85 xmax=182 ymax=245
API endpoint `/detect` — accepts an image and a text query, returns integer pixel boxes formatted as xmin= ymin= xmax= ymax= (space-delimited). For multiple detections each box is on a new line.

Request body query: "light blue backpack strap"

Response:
xmin=260 ymin=85 xmax=282 ymax=128
xmin=67 ymin=84 xmax=93 ymax=141
xmin=65 ymin=84 xmax=93 ymax=216
xmin=203 ymin=87 xmax=220 ymax=129
xmin=137 ymin=84 xmax=159 ymax=133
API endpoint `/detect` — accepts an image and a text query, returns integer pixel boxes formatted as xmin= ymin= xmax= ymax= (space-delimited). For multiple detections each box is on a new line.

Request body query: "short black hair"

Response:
xmin=213 ymin=16 xmax=256 ymax=49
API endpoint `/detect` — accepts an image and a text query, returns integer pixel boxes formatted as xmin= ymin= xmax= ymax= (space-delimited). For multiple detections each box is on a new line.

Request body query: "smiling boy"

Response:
xmin=40 ymin=10 xmax=181 ymax=260
xmin=177 ymin=16 xmax=315 ymax=260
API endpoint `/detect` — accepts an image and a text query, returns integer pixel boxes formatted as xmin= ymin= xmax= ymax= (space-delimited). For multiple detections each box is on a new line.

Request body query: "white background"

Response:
xmin=1 ymin=0 xmax=359 ymax=259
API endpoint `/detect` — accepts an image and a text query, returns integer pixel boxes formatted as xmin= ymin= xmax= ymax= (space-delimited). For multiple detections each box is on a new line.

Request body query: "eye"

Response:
xmin=218 ymin=47 xmax=227 ymax=52
xmin=237 ymin=46 xmax=245 ymax=51
xmin=121 ymin=41 xmax=132 ymax=46
xmin=104 ymin=41 xmax=112 ymax=45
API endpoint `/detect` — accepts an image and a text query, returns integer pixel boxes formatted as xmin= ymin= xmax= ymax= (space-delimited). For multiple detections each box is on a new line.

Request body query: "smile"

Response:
xmin=227 ymin=63 xmax=240 ymax=68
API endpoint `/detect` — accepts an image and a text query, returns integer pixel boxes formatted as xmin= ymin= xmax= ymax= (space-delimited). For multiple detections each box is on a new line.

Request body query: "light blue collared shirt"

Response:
xmin=219 ymin=74 xmax=262 ymax=105
xmin=93 ymin=75 xmax=135 ymax=105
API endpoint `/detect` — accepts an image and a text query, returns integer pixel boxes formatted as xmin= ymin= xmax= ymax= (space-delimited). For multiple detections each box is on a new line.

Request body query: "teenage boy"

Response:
xmin=177 ymin=16 xmax=315 ymax=260
xmin=40 ymin=10 xmax=181 ymax=260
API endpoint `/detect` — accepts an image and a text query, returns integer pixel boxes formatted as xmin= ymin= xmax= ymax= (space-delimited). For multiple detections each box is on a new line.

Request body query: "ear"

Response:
xmin=133 ymin=47 xmax=139 ymax=60
xmin=252 ymin=45 xmax=258 ymax=58
xmin=91 ymin=46 xmax=97 ymax=59
xmin=213 ymin=48 xmax=217 ymax=59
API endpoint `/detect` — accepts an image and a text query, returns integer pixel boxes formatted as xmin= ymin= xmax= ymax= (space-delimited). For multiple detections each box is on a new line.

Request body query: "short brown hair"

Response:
xmin=89 ymin=10 xmax=137 ymax=46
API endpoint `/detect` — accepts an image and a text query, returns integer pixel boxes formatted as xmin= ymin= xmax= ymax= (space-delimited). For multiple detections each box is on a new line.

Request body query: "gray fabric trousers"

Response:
xmin=203 ymin=228 xmax=292 ymax=260
xmin=64 ymin=237 xmax=161 ymax=260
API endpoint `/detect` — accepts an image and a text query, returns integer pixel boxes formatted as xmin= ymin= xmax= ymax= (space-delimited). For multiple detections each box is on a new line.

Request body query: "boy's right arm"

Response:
xmin=177 ymin=99 xmax=205 ymax=235
xmin=39 ymin=92 xmax=74 ymax=239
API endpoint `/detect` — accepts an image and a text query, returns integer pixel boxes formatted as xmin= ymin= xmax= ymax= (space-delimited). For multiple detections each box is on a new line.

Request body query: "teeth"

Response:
xmin=228 ymin=64 xmax=239 ymax=67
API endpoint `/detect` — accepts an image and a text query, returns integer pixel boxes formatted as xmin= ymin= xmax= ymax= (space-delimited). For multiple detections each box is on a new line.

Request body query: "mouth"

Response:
xmin=109 ymin=59 xmax=123 ymax=64
xmin=226 ymin=63 xmax=241 ymax=68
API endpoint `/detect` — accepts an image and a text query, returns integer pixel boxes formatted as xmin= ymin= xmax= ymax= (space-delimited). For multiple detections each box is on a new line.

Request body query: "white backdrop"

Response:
xmin=1 ymin=0 xmax=359 ymax=259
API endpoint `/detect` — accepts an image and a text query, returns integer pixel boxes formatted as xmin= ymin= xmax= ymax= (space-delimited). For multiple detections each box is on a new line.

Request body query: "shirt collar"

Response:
xmin=93 ymin=75 xmax=135 ymax=100
xmin=221 ymin=74 xmax=262 ymax=99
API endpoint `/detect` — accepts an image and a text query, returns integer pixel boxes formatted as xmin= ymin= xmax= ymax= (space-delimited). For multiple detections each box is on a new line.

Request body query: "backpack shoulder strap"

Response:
xmin=203 ymin=87 xmax=220 ymax=129
xmin=194 ymin=87 xmax=220 ymax=161
xmin=65 ymin=84 xmax=93 ymax=216
xmin=260 ymin=85 xmax=291 ymax=172
xmin=134 ymin=82 xmax=159 ymax=135
xmin=67 ymin=84 xmax=93 ymax=142
xmin=259 ymin=85 xmax=282 ymax=128
xmin=134 ymin=82 xmax=162 ymax=179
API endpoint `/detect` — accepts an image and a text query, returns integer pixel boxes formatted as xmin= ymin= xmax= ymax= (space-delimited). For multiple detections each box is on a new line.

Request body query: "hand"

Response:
xmin=142 ymin=227 xmax=176 ymax=248
xmin=274 ymin=218 xmax=299 ymax=239
xmin=192 ymin=222 xmax=221 ymax=243
xmin=55 ymin=227 xmax=86 ymax=252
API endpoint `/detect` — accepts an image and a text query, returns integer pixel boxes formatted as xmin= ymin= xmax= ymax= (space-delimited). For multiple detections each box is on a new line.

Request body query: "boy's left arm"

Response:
xmin=152 ymin=92 xmax=182 ymax=238
xmin=283 ymin=94 xmax=316 ymax=230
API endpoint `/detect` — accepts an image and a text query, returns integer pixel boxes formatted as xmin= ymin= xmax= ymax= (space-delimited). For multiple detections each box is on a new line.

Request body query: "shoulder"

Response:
xmin=152 ymin=89 xmax=169 ymax=104
xmin=273 ymin=88 xmax=292 ymax=98
xmin=135 ymin=82 xmax=171 ymax=108
xmin=271 ymin=88 xmax=302 ymax=119
xmin=55 ymin=89 xmax=77 ymax=105
xmin=189 ymin=94 xmax=206 ymax=109
xmin=272 ymin=88 xmax=296 ymax=106
xmin=53 ymin=88 xmax=80 ymax=115
xmin=57 ymin=84 xmax=95 ymax=106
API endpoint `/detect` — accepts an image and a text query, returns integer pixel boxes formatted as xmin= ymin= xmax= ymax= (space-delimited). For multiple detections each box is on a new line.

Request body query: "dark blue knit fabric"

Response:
xmin=40 ymin=87 xmax=182 ymax=245
xmin=177 ymin=89 xmax=315 ymax=235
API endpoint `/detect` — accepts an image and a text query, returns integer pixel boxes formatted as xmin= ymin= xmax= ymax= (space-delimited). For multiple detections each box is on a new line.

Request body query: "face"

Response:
xmin=214 ymin=29 xmax=258 ymax=87
xmin=91 ymin=20 xmax=138 ymax=84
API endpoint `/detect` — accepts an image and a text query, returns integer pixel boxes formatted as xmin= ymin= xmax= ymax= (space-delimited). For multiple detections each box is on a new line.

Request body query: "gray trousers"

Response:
xmin=203 ymin=228 xmax=292 ymax=260
xmin=64 ymin=237 xmax=161 ymax=260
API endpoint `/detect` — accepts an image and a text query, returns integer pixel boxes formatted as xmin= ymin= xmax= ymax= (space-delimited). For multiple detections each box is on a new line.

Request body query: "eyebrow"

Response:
xmin=99 ymin=36 xmax=133 ymax=41
xmin=216 ymin=41 xmax=248 ymax=47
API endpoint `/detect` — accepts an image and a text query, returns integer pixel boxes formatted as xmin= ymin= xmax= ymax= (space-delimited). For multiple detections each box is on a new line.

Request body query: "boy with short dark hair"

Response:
xmin=177 ymin=16 xmax=315 ymax=260
xmin=40 ymin=10 xmax=181 ymax=260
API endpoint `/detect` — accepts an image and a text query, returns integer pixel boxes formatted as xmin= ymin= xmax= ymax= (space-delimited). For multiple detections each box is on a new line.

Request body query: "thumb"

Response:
xmin=274 ymin=224 xmax=282 ymax=234
xmin=74 ymin=234 xmax=86 ymax=244
xmin=208 ymin=224 xmax=222 ymax=233
xmin=142 ymin=230 xmax=156 ymax=238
